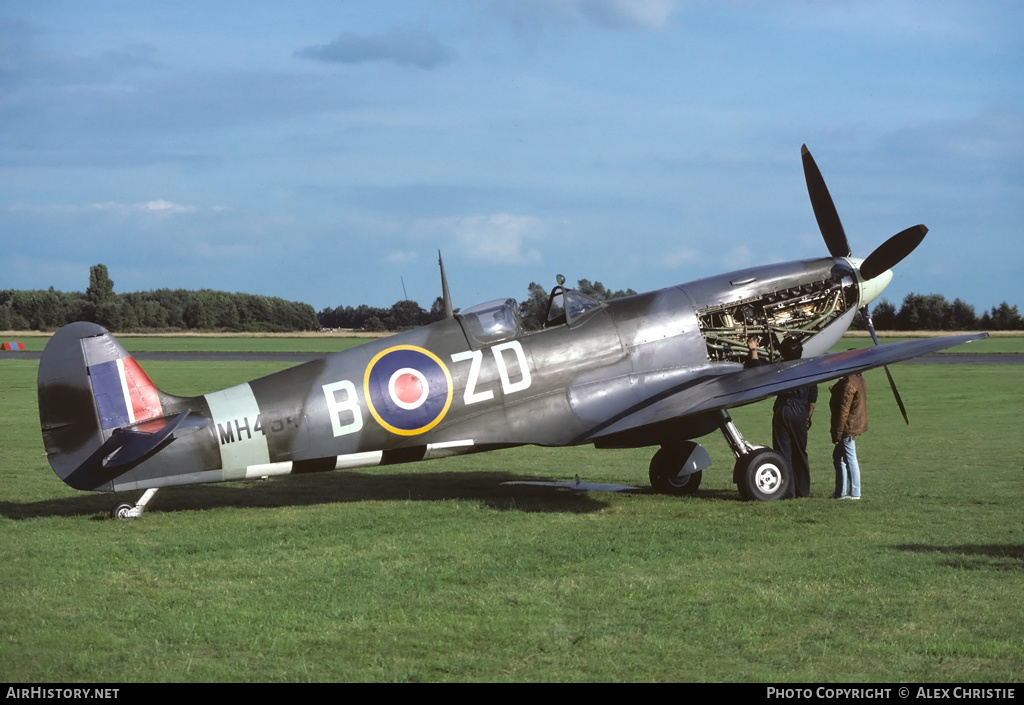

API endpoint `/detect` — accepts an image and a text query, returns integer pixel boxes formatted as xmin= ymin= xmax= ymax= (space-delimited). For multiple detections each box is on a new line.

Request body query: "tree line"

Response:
xmin=863 ymin=293 xmax=1023 ymax=331
xmin=1 ymin=264 xmax=319 ymax=332
xmin=317 ymin=298 xmax=449 ymax=332
xmin=3 ymin=264 xmax=1020 ymax=333
xmin=316 ymin=278 xmax=638 ymax=333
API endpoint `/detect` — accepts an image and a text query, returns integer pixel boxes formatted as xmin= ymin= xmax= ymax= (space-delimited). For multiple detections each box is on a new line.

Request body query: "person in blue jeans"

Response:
xmin=830 ymin=372 xmax=868 ymax=499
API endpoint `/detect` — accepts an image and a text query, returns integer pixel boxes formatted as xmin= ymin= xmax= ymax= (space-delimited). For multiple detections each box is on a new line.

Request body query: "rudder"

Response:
xmin=38 ymin=322 xmax=177 ymax=491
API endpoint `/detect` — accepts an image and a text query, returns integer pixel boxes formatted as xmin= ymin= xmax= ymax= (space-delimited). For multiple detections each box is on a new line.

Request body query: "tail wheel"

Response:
xmin=650 ymin=467 xmax=703 ymax=495
xmin=111 ymin=503 xmax=136 ymax=520
xmin=735 ymin=449 xmax=791 ymax=501
xmin=649 ymin=443 xmax=705 ymax=496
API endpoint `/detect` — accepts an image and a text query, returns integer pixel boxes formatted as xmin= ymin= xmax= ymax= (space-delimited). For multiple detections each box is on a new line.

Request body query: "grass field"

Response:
xmin=1 ymin=346 xmax=1021 ymax=682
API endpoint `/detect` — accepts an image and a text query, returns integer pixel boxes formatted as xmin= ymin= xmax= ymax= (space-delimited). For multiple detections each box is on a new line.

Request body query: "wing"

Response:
xmin=579 ymin=332 xmax=987 ymax=443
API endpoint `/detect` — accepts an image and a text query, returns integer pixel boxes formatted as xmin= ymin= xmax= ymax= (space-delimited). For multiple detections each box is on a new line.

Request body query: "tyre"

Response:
xmin=111 ymin=503 xmax=135 ymax=520
xmin=735 ymin=449 xmax=791 ymax=501
xmin=649 ymin=444 xmax=704 ymax=495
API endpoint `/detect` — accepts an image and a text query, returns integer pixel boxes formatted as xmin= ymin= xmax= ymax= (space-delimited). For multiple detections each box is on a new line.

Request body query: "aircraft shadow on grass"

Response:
xmin=2 ymin=471 xmax=744 ymax=520
xmin=894 ymin=543 xmax=1024 ymax=572
xmin=0 ymin=471 xmax=724 ymax=521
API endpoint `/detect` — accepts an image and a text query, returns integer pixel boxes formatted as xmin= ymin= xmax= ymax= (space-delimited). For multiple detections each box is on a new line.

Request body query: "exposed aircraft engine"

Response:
xmin=697 ymin=275 xmax=856 ymax=363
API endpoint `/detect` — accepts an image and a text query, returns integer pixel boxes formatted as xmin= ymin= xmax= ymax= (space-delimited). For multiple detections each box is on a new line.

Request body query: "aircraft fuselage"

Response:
xmin=66 ymin=255 xmax=870 ymax=493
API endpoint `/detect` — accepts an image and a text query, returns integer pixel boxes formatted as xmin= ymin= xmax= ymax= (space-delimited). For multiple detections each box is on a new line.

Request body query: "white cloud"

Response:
xmin=577 ymin=0 xmax=678 ymax=29
xmin=85 ymin=200 xmax=197 ymax=216
xmin=385 ymin=250 xmax=419 ymax=263
xmin=139 ymin=199 xmax=196 ymax=214
xmin=659 ymin=247 xmax=700 ymax=269
xmin=10 ymin=199 xmax=200 ymax=215
xmin=449 ymin=213 xmax=544 ymax=264
xmin=485 ymin=0 xmax=678 ymax=33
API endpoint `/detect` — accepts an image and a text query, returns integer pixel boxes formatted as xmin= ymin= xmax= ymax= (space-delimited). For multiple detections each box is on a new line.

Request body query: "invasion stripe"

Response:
xmin=424 ymin=439 xmax=474 ymax=459
xmin=204 ymin=383 xmax=270 ymax=478
xmin=240 ymin=443 xmax=473 ymax=479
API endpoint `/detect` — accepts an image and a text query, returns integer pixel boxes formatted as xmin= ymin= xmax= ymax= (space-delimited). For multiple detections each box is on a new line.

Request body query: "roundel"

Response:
xmin=363 ymin=345 xmax=453 ymax=436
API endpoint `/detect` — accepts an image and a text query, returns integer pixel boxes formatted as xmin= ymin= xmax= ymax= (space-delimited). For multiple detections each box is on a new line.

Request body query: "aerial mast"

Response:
xmin=438 ymin=250 xmax=454 ymax=319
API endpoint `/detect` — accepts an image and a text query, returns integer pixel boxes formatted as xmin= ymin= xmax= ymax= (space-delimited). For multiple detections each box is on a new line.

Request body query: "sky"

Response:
xmin=2 ymin=1 xmax=1022 ymax=315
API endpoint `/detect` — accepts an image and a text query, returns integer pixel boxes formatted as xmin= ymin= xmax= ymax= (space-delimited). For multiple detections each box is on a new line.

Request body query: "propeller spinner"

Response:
xmin=801 ymin=144 xmax=927 ymax=424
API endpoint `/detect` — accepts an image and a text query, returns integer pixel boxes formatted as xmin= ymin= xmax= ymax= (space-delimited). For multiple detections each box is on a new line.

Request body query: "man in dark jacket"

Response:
xmin=746 ymin=336 xmax=817 ymax=498
xmin=830 ymin=372 xmax=868 ymax=499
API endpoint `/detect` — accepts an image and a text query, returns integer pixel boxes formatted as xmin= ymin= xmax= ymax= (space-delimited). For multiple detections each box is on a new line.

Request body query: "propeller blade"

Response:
xmin=860 ymin=305 xmax=910 ymax=425
xmin=860 ymin=224 xmax=928 ymax=281
xmin=883 ymin=364 xmax=910 ymax=425
xmin=802 ymin=144 xmax=851 ymax=258
xmin=860 ymin=304 xmax=882 ymax=346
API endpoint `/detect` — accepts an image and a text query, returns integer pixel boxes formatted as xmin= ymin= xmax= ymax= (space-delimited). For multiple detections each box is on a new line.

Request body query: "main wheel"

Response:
xmin=735 ymin=449 xmax=791 ymax=501
xmin=649 ymin=444 xmax=703 ymax=495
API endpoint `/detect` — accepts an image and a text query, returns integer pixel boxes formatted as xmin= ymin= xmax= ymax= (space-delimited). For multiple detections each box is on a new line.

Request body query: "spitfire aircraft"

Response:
xmin=38 ymin=146 xmax=985 ymax=518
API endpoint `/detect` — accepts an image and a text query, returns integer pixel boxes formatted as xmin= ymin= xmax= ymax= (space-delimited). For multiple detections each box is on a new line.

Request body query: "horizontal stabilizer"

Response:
xmin=103 ymin=410 xmax=208 ymax=469
xmin=63 ymin=410 xmax=208 ymax=490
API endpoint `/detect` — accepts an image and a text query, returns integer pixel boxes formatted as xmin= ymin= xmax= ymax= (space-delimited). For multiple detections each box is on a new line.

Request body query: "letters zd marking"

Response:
xmin=451 ymin=341 xmax=531 ymax=406
xmin=322 ymin=340 xmax=533 ymax=438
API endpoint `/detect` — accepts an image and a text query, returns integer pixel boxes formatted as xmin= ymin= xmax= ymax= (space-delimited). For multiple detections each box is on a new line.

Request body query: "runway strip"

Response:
xmin=897 ymin=353 xmax=1024 ymax=365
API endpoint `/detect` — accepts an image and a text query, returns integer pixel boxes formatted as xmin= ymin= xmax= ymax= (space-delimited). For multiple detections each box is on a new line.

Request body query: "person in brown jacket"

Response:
xmin=830 ymin=372 xmax=867 ymax=499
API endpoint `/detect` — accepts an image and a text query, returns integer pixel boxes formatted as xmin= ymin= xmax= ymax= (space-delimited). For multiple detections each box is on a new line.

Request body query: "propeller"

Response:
xmin=859 ymin=304 xmax=910 ymax=424
xmin=860 ymin=224 xmax=928 ymax=281
xmin=801 ymin=145 xmax=851 ymax=258
xmin=801 ymin=144 xmax=926 ymax=424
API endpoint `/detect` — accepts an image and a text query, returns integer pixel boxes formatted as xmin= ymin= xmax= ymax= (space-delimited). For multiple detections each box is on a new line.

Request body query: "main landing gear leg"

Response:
xmin=717 ymin=409 xmax=792 ymax=501
xmin=111 ymin=488 xmax=159 ymax=520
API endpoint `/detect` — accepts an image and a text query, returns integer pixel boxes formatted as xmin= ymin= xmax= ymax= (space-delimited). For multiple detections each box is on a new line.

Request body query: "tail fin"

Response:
xmin=38 ymin=322 xmax=201 ymax=491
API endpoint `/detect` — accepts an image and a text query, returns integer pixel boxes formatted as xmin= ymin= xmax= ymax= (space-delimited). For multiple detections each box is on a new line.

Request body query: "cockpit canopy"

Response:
xmin=456 ymin=298 xmax=522 ymax=346
xmin=455 ymin=285 xmax=606 ymax=347
xmin=543 ymin=286 xmax=603 ymax=328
